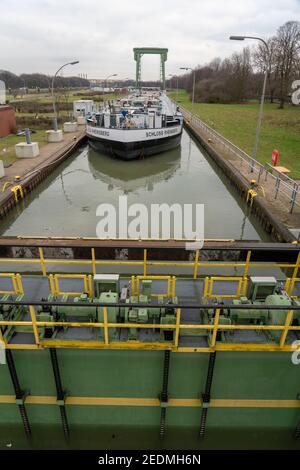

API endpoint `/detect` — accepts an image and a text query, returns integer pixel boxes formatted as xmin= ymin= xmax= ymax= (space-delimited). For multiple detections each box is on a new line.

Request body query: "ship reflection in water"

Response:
xmin=87 ymin=143 xmax=181 ymax=194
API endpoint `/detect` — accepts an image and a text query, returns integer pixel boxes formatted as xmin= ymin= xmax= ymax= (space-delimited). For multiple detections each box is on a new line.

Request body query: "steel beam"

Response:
xmin=199 ymin=352 xmax=216 ymax=439
xmin=49 ymin=348 xmax=69 ymax=438
xmin=5 ymin=349 xmax=31 ymax=437
xmin=159 ymin=350 xmax=171 ymax=439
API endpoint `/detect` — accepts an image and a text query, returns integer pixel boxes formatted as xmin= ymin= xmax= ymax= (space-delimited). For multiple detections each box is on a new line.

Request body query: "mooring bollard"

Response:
xmin=0 ymin=160 xmax=5 ymax=179
xmin=25 ymin=128 xmax=31 ymax=145
xmin=15 ymin=128 xmax=40 ymax=159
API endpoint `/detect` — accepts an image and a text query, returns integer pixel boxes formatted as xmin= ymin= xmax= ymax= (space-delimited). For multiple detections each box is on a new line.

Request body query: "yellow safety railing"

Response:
xmin=0 ymin=273 xmax=24 ymax=295
xmin=203 ymin=276 xmax=245 ymax=299
xmin=285 ymin=277 xmax=300 ymax=298
xmin=49 ymin=274 xmax=93 ymax=297
xmin=0 ymin=246 xmax=295 ymax=279
xmin=1 ymin=305 xmax=300 ymax=353
xmin=0 ymin=247 xmax=300 ymax=296
xmin=132 ymin=275 xmax=176 ymax=298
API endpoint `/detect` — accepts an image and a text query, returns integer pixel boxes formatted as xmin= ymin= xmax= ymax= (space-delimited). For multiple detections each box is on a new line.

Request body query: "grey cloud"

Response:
xmin=0 ymin=0 xmax=299 ymax=78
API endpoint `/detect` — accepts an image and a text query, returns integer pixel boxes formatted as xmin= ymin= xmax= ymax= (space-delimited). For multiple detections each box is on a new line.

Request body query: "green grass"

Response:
xmin=7 ymin=89 xmax=118 ymax=104
xmin=1 ymin=90 xmax=120 ymax=167
xmin=170 ymin=90 xmax=300 ymax=179
xmin=0 ymin=131 xmax=47 ymax=166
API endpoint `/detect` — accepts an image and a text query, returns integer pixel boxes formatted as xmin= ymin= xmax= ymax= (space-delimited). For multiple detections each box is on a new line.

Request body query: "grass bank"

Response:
xmin=170 ymin=90 xmax=300 ymax=179
xmin=1 ymin=89 xmax=119 ymax=166
xmin=0 ymin=131 xmax=47 ymax=166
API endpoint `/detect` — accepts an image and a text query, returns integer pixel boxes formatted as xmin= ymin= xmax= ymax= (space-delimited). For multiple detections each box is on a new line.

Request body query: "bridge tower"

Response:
xmin=133 ymin=47 xmax=168 ymax=89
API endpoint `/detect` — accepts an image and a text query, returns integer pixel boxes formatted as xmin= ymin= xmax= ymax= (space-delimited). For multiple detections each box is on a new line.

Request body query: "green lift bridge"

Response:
xmin=133 ymin=47 xmax=168 ymax=89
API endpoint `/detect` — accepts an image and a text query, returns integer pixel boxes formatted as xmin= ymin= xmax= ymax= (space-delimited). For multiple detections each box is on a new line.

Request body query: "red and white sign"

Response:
xmin=271 ymin=149 xmax=279 ymax=166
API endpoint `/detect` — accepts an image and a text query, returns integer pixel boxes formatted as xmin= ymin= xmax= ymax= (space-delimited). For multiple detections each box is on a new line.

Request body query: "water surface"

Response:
xmin=0 ymin=129 xmax=269 ymax=240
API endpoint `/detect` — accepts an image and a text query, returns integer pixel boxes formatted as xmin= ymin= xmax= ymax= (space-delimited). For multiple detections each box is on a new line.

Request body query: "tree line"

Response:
xmin=172 ymin=21 xmax=300 ymax=108
xmin=0 ymin=70 xmax=89 ymax=92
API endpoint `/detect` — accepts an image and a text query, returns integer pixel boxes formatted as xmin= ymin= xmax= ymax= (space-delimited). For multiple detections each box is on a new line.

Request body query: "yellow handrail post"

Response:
xmin=242 ymin=250 xmax=251 ymax=295
xmin=279 ymin=309 xmax=294 ymax=348
xmin=29 ymin=305 xmax=40 ymax=346
xmin=83 ymin=275 xmax=88 ymax=294
xmin=236 ymin=278 xmax=242 ymax=297
xmin=15 ymin=274 xmax=24 ymax=295
xmin=88 ymin=275 xmax=93 ymax=298
xmin=38 ymin=247 xmax=47 ymax=276
xmin=103 ymin=306 xmax=109 ymax=345
xmin=203 ymin=276 xmax=209 ymax=299
xmin=193 ymin=249 xmax=199 ymax=279
xmin=210 ymin=308 xmax=221 ymax=348
xmin=91 ymin=248 xmax=96 ymax=275
xmin=54 ymin=275 xmax=60 ymax=297
xmin=174 ymin=308 xmax=181 ymax=348
xmin=167 ymin=277 xmax=171 ymax=297
xmin=288 ymin=252 xmax=300 ymax=296
xmin=172 ymin=276 xmax=176 ymax=298
xmin=0 ymin=326 xmax=7 ymax=347
xmin=11 ymin=275 xmax=18 ymax=294
xmin=49 ymin=274 xmax=56 ymax=296
xmin=208 ymin=277 xmax=214 ymax=297
xmin=143 ymin=249 xmax=147 ymax=276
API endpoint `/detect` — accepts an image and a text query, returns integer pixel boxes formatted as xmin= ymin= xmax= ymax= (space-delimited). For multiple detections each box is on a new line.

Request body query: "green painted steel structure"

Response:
xmin=1 ymin=239 xmax=300 ymax=448
xmin=133 ymin=47 xmax=168 ymax=88
xmin=1 ymin=349 xmax=300 ymax=449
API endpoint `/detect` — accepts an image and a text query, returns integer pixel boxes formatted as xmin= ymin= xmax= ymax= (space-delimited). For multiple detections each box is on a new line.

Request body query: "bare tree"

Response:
xmin=253 ymin=38 xmax=280 ymax=103
xmin=228 ymin=47 xmax=252 ymax=102
xmin=274 ymin=21 xmax=300 ymax=108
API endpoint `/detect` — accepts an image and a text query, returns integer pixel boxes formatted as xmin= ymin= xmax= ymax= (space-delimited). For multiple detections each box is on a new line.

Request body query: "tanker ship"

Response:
xmin=86 ymin=47 xmax=183 ymax=160
xmin=86 ymin=92 xmax=183 ymax=160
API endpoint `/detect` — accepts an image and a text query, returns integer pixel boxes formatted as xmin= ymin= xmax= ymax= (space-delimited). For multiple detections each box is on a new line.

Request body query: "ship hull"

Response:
xmin=86 ymin=125 xmax=183 ymax=160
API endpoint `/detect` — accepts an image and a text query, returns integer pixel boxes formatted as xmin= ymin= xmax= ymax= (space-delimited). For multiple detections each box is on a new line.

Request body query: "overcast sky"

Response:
xmin=1 ymin=0 xmax=300 ymax=80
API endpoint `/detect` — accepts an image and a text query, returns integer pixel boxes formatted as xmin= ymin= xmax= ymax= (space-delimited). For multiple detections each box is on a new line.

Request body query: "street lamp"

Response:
xmin=168 ymin=74 xmax=173 ymax=89
xmin=51 ymin=61 xmax=79 ymax=131
xmin=230 ymin=35 xmax=270 ymax=170
xmin=102 ymin=73 xmax=117 ymax=105
xmin=22 ymin=78 xmax=26 ymax=94
xmin=180 ymin=67 xmax=196 ymax=116
xmin=176 ymin=75 xmax=179 ymax=102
